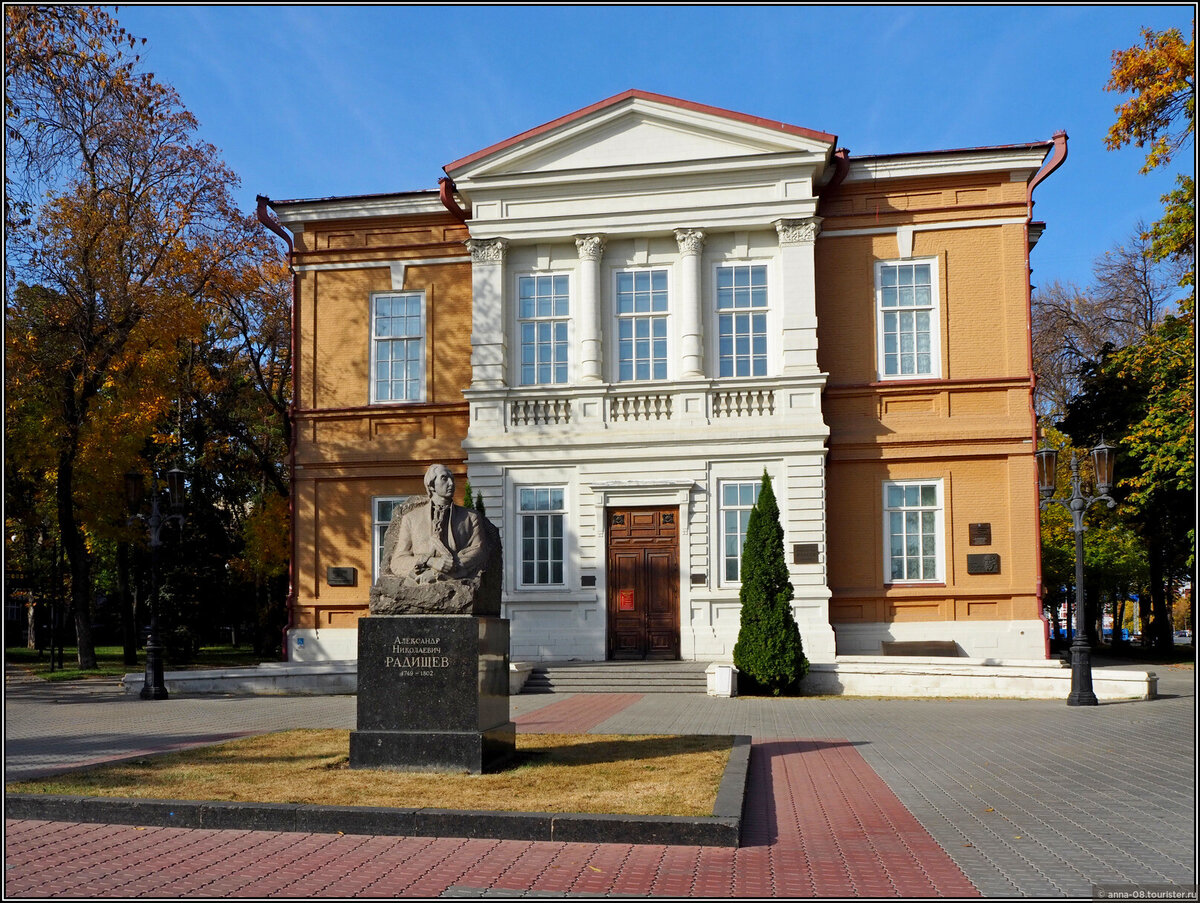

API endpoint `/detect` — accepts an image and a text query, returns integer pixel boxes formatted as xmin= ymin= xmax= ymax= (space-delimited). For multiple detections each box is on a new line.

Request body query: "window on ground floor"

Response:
xmin=518 ymin=487 xmax=566 ymax=586
xmin=719 ymin=480 xmax=761 ymax=585
xmin=373 ymin=496 xmax=411 ymax=581
xmin=882 ymin=480 xmax=943 ymax=583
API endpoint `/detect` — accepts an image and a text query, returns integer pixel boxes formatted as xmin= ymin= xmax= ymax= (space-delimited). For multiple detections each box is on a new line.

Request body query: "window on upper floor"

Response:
xmin=372 ymin=496 xmax=412 ymax=582
xmin=518 ymin=274 xmax=570 ymax=385
xmin=716 ymin=263 xmax=768 ymax=378
xmin=719 ymin=479 xmax=762 ymax=585
xmin=518 ymin=487 xmax=566 ymax=586
xmin=616 ymin=268 xmax=668 ymax=381
xmin=370 ymin=292 xmax=425 ymax=403
xmin=882 ymin=480 xmax=944 ymax=583
xmin=875 ymin=259 xmax=939 ymax=380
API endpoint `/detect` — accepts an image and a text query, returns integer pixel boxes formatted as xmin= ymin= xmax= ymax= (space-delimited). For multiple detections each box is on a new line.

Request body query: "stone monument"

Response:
xmin=349 ymin=464 xmax=513 ymax=773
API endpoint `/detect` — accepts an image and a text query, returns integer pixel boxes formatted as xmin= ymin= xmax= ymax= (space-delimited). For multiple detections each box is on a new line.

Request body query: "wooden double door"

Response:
xmin=606 ymin=507 xmax=680 ymax=660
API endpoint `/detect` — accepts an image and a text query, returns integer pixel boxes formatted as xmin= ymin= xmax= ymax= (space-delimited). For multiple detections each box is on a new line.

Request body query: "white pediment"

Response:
xmin=448 ymin=93 xmax=835 ymax=181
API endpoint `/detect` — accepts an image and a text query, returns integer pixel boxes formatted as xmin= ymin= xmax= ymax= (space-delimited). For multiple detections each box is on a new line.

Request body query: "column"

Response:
xmin=774 ymin=218 xmax=821 ymax=375
xmin=674 ymin=228 xmax=706 ymax=379
xmin=574 ymin=235 xmax=605 ymax=383
xmin=465 ymin=238 xmax=508 ymax=388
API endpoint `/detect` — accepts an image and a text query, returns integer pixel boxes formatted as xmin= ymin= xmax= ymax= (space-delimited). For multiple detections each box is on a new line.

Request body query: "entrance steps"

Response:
xmin=520 ymin=660 xmax=711 ymax=694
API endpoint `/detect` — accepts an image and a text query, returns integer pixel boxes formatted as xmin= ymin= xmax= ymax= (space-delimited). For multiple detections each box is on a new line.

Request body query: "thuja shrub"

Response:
xmin=731 ymin=471 xmax=809 ymax=695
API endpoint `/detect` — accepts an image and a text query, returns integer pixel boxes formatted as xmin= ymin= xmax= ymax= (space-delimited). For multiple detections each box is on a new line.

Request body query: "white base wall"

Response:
xmin=832 ymin=619 xmax=1048 ymax=661
xmin=287 ymin=628 xmax=357 ymax=662
xmin=505 ymin=600 xmax=605 ymax=661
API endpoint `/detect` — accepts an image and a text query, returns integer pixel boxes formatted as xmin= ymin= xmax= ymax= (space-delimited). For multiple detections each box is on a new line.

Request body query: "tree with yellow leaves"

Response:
xmin=5 ymin=7 xmax=269 ymax=669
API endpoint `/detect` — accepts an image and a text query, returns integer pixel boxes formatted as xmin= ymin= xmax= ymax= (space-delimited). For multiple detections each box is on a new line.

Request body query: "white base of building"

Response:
xmin=831 ymin=619 xmax=1047 ymax=661
xmin=121 ymin=655 xmax=1156 ymax=702
xmin=288 ymin=628 xmax=358 ymax=662
xmin=805 ymin=657 xmax=1156 ymax=701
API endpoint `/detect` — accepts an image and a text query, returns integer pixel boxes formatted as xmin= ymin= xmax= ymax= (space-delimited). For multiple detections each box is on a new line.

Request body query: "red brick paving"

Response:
xmin=4 ymin=735 xmax=978 ymax=897
xmin=511 ymin=692 xmax=643 ymax=733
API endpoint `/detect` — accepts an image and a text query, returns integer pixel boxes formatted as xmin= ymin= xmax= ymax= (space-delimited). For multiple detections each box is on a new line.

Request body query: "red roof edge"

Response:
xmin=443 ymin=89 xmax=837 ymax=175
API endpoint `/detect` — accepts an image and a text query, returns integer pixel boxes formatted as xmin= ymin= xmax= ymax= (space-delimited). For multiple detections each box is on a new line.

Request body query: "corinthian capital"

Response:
xmin=465 ymin=238 xmax=508 ymax=264
xmin=674 ymin=229 xmax=706 ymax=256
xmin=575 ymin=235 xmax=606 ymax=262
xmin=775 ymin=217 xmax=822 ymax=246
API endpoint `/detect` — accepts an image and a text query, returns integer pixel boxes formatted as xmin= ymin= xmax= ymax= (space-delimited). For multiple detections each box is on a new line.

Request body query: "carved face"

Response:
xmin=427 ymin=466 xmax=455 ymax=503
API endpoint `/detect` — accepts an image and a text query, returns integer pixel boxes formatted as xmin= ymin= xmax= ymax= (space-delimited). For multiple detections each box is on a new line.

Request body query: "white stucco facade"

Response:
xmin=449 ymin=92 xmax=839 ymax=663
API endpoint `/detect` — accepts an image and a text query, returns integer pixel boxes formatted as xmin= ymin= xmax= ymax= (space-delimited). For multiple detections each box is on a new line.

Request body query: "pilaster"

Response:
xmin=775 ymin=218 xmax=821 ymax=375
xmin=466 ymin=238 xmax=509 ymax=388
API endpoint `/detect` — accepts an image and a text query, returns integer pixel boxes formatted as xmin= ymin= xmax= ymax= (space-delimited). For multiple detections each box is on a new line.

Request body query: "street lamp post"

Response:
xmin=125 ymin=468 xmax=187 ymax=700
xmin=1036 ymin=438 xmax=1117 ymax=706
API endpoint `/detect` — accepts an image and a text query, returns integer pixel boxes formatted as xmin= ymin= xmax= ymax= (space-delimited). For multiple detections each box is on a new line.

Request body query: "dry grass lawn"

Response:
xmin=6 ymin=730 xmax=732 ymax=817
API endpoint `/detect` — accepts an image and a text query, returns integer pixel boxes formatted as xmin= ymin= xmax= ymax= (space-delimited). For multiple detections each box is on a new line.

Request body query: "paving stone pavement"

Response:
xmin=3 ymin=658 xmax=1196 ymax=897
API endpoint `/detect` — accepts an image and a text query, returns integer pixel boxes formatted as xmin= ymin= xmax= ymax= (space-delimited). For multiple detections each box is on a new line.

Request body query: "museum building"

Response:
xmin=261 ymin=90 xmax=1066 ymax=668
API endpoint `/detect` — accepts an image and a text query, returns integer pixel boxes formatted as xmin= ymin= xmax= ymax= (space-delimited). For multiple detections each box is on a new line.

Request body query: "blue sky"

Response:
xmin=115 ymin=4 xmax=1194 ymax=290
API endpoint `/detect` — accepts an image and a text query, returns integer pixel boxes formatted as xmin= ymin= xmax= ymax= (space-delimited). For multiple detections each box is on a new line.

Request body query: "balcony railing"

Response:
xmin=468 ymin=376 xmax=825 ymax=435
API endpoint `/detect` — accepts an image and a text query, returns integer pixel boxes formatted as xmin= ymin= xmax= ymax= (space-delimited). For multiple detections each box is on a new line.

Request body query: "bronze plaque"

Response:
xmin=969 ymin=523 xmax=992 ymax=546
xmin=793 ymin=543 xmax=821 ymax=565
xmin=966 ymin=554 xmax=1001 ymax=575
xmin=327 ymin=566 xmax=357 ymax=587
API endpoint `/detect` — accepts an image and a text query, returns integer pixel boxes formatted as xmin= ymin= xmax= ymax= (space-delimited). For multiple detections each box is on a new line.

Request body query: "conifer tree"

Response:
xmin=732 ymin=471 xmax=809 ymax=695
xmin=475 ymin=491 xmax=486 ymax=517
xmin=462 ymin=479 xmax=474 ymax=509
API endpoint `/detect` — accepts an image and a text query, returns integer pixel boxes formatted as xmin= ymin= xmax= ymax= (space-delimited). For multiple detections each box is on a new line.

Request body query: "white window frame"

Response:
xmin=718 ymin=479 xmax=762 ymax=587
xmin=882 ymin=479 xmax=945 ymax=584
xmin=516 ymin=272 xmax=571 ymax=386
xmin=874 ymin=258 xmax=940 ymax=381
xmin=517 ymin=486 xmax=567 ymax=588
xmin=614 ymin=266 xmax=670 ymax=382
xmin=372 ymin=495 xmax=411 ymax=582
xmin=369 ymin=291 xmax=426 ymax=403
xmin=714 ymin=262 xmax=770 ymax=379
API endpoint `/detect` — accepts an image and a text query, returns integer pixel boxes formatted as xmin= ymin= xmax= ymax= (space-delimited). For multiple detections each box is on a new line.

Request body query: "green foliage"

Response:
xmin=475 ymin=491 xmax=486 ymax=517
xmin=732 ymin=471 xmax=808 ymax=695
xmin=462 ymin=479 xmax=474 ymax=509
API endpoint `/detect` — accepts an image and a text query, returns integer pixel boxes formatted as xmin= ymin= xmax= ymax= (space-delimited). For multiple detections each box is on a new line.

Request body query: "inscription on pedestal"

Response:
xmin=350 ymin=615 xmax=514 ymax=773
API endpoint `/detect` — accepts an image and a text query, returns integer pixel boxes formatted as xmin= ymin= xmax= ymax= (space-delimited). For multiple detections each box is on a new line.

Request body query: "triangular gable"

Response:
xmin=445 ymin=90 xmax=836 ymax=180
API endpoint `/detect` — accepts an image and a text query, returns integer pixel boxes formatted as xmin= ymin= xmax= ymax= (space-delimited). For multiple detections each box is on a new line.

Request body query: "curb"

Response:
xmin=5 ymin=735 xmax=751 ymax=848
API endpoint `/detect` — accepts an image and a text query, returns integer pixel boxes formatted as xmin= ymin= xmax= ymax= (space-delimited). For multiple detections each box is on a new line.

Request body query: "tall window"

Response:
xmin=372 ymin=496 xmax=410 ymax=581
xmin=876 ymin=260 xmax=938 ymax=379
xmin=518 ymin=274 xmax=569 ymax=385
xmin=716 ymin=264 xmax=768 ymax=377
xmin=720 ymin=480 xmax=761 ymax=584
xmin=883 ymin=481 xmax=943 ymax=583
xmin=519 ymin=487 xmax=565 ymax=586
xmin=616 ymin=269 xmax=668 ymax=381
xmin=371 ymin=292 xmax=424 ymax=402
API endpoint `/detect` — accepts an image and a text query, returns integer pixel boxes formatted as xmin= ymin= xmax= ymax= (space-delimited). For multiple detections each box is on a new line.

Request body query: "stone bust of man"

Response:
xmin=370 ymin=464 xmax=501 ymax=616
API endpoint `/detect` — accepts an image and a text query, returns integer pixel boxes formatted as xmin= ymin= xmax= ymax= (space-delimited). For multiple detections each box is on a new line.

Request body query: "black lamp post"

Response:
xmin=1036 ymin=438 xmax=1117 ymax=706
xmin=125 ymin=467 xmax=187 ymax=700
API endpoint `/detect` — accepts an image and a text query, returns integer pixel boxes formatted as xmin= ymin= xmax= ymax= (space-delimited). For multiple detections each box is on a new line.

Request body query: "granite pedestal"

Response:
xmin=349 ymin=615 xmax=514 ymax=773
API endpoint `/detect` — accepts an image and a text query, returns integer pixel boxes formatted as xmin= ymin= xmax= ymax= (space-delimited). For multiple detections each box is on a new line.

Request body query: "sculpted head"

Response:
xmin=424 ymin=464 xmax=455 ymax=505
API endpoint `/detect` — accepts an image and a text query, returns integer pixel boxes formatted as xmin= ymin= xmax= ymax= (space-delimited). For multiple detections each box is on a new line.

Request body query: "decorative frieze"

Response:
xmin=775 ymin=217 xmax=822 ymax=246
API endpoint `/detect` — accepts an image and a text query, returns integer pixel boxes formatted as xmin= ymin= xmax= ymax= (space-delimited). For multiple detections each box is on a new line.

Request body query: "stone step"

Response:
xmin=521 ymin=662 xmax=710 ymax=694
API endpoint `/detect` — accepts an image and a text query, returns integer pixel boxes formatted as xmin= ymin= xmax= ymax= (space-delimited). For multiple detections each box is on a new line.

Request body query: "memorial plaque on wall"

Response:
xmin=966 ymin=553 xmax=1001 ymax=574
xmin=327 ymin=566 xmax=357 ymax=586
xmin=969 ymin=523 xmax=992 ymax=546
xmin=793 ymin=543 xmax=821 ymax=565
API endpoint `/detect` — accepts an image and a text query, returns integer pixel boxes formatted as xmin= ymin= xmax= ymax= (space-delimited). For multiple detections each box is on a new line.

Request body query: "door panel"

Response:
xmin=607 ymin=507 xmax=679 ymax=660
